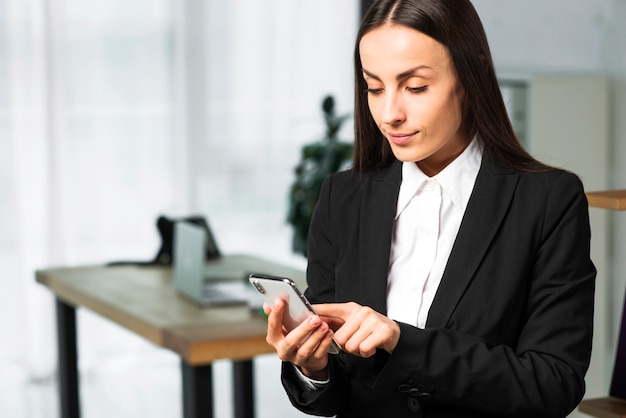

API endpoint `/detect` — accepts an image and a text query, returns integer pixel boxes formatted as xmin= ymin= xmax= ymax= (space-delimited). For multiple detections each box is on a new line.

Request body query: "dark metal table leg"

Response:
xmin=233 ymin=360 xmax=255 ymax=418
xmin=182 ymin=361 xmax=213 ymax=418
xmin=56 ymin=298 xmax=80 ymax=418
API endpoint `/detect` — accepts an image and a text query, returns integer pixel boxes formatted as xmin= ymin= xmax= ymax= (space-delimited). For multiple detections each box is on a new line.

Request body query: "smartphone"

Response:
xmin=248 ymin=273 xmax=341 ymax=354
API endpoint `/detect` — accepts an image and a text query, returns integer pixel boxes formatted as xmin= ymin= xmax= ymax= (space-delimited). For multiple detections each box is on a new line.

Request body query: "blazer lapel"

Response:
xmin=426 ymin=158 xmax=519 ymax=329
xmin=359 ymin=161 xmax=402 ymax=315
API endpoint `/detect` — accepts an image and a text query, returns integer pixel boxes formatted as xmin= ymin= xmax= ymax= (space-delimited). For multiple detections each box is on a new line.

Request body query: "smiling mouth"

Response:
xmin=388 ymin=132 xmax=417 ymax=145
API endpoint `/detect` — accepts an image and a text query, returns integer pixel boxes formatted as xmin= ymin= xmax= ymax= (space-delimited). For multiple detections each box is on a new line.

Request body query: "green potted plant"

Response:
xmin=287 ymin=95 xmax=353 ymax=257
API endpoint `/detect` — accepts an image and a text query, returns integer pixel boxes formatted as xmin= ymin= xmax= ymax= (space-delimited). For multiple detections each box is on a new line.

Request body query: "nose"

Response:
xmin=381 ymin=91 xmax=406 ymax=126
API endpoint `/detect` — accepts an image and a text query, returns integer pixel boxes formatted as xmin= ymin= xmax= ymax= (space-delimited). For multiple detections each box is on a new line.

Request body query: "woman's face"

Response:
xmin=359 ymin=24 xmax=470 ymax=176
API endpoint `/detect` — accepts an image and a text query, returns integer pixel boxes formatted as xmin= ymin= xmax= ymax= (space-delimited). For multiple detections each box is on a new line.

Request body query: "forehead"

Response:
xmin=359 ymin=24 xmax=453 ymax=76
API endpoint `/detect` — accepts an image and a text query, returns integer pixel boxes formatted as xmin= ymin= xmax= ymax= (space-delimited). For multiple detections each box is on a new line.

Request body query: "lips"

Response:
xmin=387 ymin=131 xmax=418 ymax=145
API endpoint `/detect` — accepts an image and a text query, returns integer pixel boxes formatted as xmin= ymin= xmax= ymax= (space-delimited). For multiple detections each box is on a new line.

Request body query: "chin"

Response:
xmin=392 ymin=149 xmax=424 ymax=164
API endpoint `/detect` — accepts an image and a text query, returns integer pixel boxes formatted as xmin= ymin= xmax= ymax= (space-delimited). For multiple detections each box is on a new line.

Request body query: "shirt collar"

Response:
xmin=396 ymin=137 xmax=483 ymax=218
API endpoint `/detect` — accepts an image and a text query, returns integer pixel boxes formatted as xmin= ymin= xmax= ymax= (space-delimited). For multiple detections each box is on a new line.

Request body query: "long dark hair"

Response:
xmin=353 ymin=0 xmax=549 ymax=172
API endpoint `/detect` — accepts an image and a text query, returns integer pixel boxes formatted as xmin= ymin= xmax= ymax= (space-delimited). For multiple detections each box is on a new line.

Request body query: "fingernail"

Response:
xmin=309 ymin=316 xmax=321 ymax=326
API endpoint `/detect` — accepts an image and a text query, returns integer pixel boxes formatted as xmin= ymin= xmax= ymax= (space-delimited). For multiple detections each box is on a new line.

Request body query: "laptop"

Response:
xmin=173 ymin=221 xmax=262 ymax=309
xmin=610 ymin=289 xmax=626 ymax=400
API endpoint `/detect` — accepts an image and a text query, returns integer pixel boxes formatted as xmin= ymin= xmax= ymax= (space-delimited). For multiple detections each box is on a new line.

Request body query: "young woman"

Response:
xmin=265 ymin=1 xmax=596 ymax=417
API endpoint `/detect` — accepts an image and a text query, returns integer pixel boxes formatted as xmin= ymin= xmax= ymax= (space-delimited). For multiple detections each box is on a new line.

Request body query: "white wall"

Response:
xmin=474 ymin=0 xmax=614 ymax=73
xmin=604 ymin=0 xmax=626 ymax=347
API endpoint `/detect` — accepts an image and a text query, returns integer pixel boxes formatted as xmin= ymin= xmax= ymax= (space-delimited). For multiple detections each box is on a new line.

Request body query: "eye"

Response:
xmin=407 ymin=86 xmax=428 ymax=94
xmin=365 ymin=88 xmax=384 ymax=95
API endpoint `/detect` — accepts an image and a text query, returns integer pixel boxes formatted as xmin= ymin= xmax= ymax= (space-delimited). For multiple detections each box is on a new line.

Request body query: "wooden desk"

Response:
xmin=586 ymin=190 xmax=626 ymax=211
xmin=579 ymin=398 xmax=626 ymax=418
xmin=36 ymin=254 xmax=306 ymax=418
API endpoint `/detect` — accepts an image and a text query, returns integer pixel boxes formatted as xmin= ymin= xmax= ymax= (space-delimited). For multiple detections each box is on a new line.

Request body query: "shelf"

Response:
xmin=579 ymin=397 xmax=626 ymax=418
xmin=586 ymin=190 xmax=626 ymax=211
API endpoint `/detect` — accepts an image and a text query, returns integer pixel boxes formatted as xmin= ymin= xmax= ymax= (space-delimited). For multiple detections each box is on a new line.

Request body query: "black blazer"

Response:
xmin=282 ymin=157 xmax=596 ymax=418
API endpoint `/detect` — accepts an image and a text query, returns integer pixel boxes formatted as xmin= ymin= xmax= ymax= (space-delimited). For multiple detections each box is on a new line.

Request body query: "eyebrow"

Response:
xmin=362 ymin=65 xmax=434 ymax=81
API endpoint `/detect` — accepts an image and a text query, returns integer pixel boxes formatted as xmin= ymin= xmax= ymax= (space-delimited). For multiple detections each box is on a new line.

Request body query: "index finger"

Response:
xmin=313 ymin=303 xmax=353 ymax=320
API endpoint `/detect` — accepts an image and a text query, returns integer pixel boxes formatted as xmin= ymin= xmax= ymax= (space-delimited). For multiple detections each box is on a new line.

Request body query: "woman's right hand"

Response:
xmin=264 ymin=298 xmax=335 ymax=380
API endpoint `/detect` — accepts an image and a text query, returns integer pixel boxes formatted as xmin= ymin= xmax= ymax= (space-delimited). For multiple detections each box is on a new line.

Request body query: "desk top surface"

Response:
xmin=578 ymin=397 xmax=626 ymax=418
xmin=36 ymin=254 xmax=306 ymax=365
xmin=586 ymin=190 xmax=626 ymax=211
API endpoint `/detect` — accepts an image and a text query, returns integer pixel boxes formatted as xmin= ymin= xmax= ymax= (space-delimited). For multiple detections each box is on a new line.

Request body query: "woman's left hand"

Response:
xmin=314 ymin=302 xmax=401 ymax=358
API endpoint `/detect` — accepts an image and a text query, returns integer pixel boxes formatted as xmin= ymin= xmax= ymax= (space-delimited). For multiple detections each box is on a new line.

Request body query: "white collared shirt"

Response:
xmin=387 ymin=139 xmax=483 ymax=328
xmin=294 ymin=138 xmax=483 ymax=389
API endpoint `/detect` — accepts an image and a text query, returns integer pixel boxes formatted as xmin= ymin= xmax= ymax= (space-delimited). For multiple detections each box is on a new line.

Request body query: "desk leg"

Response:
xmin=181 ymin=361 xmax=213 ymax=418
xmin=56 ymin=298 xmax=81 ymax=418
xmin=233 ymin=360 xmax=255 ymax=418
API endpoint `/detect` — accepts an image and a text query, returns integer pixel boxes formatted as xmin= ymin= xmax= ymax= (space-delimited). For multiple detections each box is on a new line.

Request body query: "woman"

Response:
xmin=265 ymin=1 xmax=596 ymax=417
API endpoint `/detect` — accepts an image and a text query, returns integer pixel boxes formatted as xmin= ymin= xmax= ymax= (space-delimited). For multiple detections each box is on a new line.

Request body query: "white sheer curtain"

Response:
xmin=1 ymin=0 xmax=183 ymax=416
xmin=188 ymin=0 xmax=357 ymax=261
xmin=0 ymin=0 xmax=359 ymax=417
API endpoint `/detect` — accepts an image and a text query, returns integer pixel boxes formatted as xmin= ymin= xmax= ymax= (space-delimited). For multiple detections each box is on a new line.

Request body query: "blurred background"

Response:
xmin=1 ymin=0 xmax=625 ymax=417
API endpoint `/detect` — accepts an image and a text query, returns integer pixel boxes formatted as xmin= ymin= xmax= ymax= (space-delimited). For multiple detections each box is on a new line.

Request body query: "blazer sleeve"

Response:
xmin=280 ymin=173 xmax=352 ymax=416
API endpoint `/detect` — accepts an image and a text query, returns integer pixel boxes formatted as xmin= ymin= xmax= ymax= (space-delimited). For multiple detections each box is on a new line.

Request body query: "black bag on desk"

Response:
xmin=108 ymin=215 xmax=221 ymax=266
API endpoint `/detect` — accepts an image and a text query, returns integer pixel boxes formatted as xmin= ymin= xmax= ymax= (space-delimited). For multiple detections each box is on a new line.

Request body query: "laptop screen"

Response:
xmin=173 ymin=221 xmax=207 ymax=301
xmin=610 ymin=290 xmax=626 ymax=400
